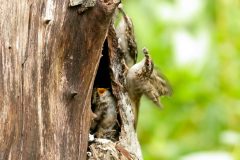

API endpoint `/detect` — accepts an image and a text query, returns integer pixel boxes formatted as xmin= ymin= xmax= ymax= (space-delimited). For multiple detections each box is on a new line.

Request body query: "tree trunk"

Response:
xmin=0 ymin=0 xmax=142 ymax=159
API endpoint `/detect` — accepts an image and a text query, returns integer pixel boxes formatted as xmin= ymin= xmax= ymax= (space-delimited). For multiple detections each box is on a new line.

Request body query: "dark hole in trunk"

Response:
xmin=93 ymin=40 xmax=111 ymax=88
xmin=90 ymin=40 xmax=120 ymax=141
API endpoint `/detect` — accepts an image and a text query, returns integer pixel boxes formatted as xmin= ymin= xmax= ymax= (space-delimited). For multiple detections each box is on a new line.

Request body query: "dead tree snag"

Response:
xmin=0 ymin=0 xmax=120 ymax=159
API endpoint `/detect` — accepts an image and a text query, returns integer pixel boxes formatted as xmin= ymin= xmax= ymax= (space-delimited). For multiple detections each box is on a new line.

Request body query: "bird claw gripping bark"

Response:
xmin=91 ymin=88 xmax=118 ymax=140
xmin=126 ymin=48 xmax=172 ymax=125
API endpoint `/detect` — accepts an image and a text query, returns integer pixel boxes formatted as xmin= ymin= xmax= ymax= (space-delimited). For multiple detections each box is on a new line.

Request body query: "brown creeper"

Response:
xmin=91 ymin=88 xmax=118 ymax=139
xmin=116 ymin=6 xmax=138 ymax=67
xmin=126 ymin=48 xmax=172 ymax=126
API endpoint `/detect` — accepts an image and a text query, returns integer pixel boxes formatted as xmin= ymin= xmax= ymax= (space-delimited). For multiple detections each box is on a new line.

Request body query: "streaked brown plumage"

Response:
xmin=91 ymin=88 xmax=117 ymax=139
xmin=126 ymin=48 xmax=172 ymax=127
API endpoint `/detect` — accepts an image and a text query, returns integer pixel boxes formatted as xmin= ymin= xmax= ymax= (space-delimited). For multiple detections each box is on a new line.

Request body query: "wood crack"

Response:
xmin=19 ymin=3 xmax=33 ymax=159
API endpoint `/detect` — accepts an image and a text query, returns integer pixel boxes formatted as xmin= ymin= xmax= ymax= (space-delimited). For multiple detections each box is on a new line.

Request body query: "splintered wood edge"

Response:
xmin=107 ymin=24 xmax=143 ymax=159
xmin=85 ymin=1 xmax=142 ymax=159
xmin=69 ymin=0 xmax=84 ymax=6
xmin=88 ymin=138 xmax=137 ymax=160
xmin=88 ymin=23 xmax=142 ymax=160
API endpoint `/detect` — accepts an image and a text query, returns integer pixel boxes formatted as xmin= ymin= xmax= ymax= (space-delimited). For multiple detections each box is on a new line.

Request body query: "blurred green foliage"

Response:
xmin=123 ymin=0 xmax=240 ymax=159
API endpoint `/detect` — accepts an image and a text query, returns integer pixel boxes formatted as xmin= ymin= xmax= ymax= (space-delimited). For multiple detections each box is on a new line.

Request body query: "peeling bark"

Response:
xmin=108 ymin=25 xmax=142 ymax=159
xmin=87 ymin=24 xmax=143 ymax=160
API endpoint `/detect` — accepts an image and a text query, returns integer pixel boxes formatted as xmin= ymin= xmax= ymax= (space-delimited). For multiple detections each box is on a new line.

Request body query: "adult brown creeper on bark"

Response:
xmin=116 ymin=6 xmax=138 ymax=67
xmin=126 ymin=48 xmax=172 ymax=127
xmin=91 ymin=88 xmax=118 ymax=139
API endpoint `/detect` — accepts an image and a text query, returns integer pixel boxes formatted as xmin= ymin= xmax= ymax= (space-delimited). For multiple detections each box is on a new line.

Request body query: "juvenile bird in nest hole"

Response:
xmin=91 ymin=88 xmax=118 ymax=140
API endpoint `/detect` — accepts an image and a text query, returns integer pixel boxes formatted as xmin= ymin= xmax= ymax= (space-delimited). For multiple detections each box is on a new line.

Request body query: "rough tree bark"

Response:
xmin=0 ymin=0 xmax=142 ymax=160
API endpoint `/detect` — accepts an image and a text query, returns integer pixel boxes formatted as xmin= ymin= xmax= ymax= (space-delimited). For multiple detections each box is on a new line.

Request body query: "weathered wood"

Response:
xmin=86 ymin=23 xmax=143 ymax=160
xmin=108 ymin=25 xmax=142 ymax=159
xmin=0 ymin=0 xmax=118 ymax=159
